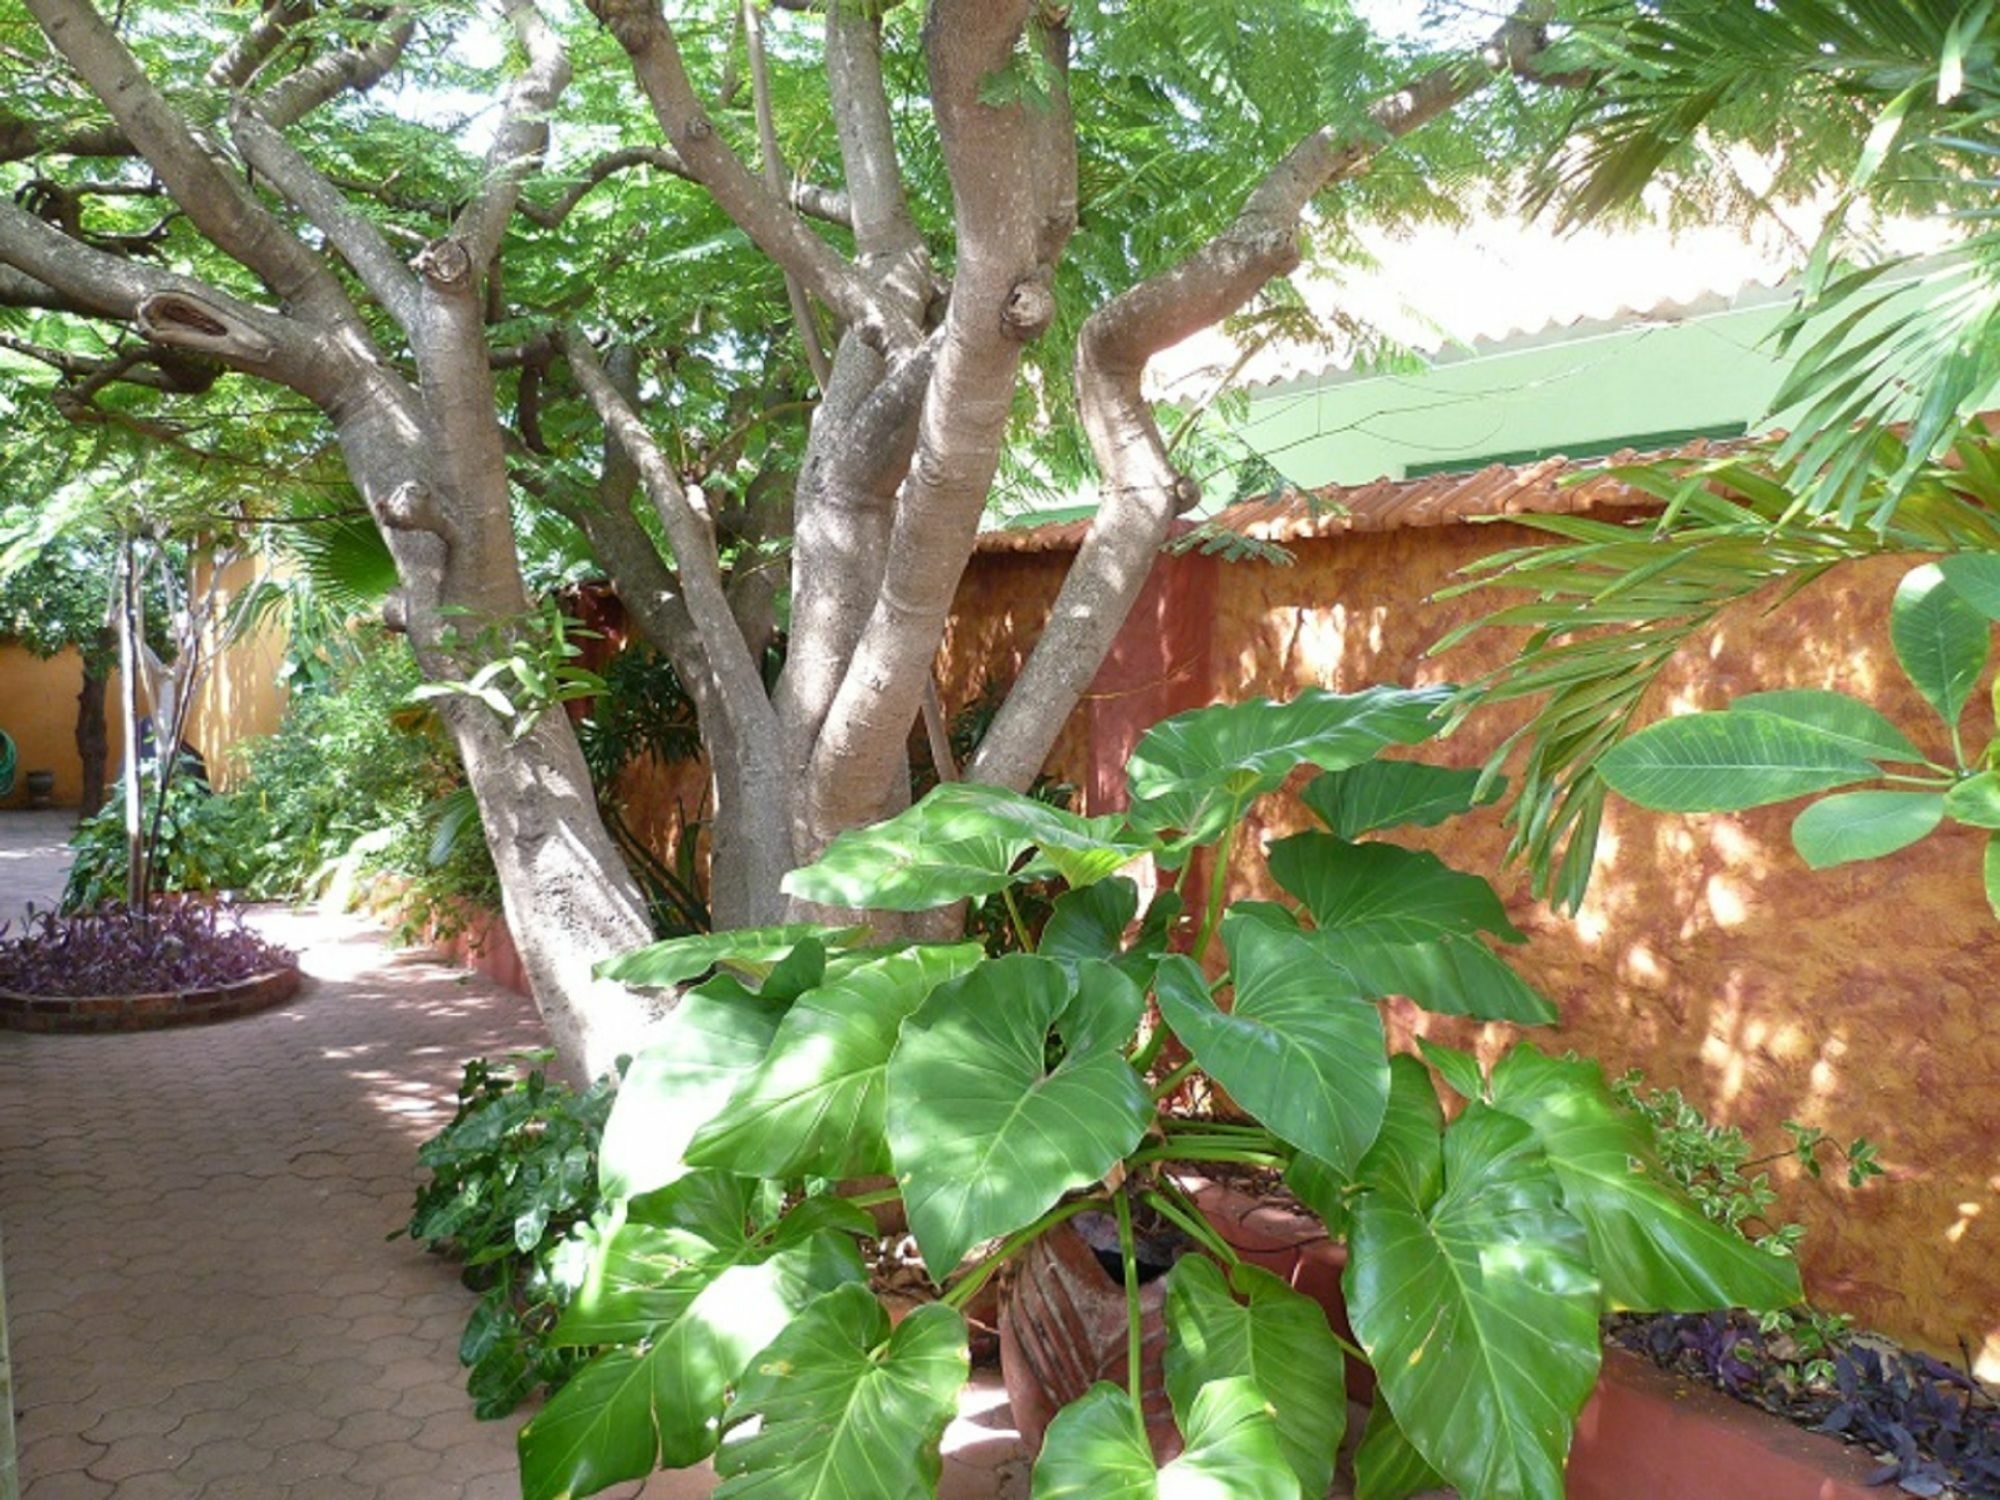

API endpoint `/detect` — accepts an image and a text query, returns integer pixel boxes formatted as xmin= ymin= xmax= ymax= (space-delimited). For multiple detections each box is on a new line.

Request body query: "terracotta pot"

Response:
xmin=997 ymin=1209 xmax=1183 ymax=1461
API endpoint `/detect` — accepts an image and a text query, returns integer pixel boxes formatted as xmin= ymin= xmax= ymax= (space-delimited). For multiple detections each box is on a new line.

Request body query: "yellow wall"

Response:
xmin=188 ymin=554 xmax=289 ymax=788
xmin=0 ymin=555 xmax=288 ymax=807
xmin=0 ymin=645 xmax=126 ymax=810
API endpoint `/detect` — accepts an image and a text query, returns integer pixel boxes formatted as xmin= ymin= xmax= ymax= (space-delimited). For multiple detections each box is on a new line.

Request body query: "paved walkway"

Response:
xmin=0 ymin=811 xmax=78 ymax=930
xmin=0 ymin=821 xmax=1026 ymax=1498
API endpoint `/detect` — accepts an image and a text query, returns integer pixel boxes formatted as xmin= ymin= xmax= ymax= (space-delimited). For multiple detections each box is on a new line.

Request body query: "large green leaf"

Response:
xmin=520 ymin=1180 xmax=865 ymax=1497
xmin=1790 ymin=790 xmax=1945 ymax=869
xmin=782 ymin=783 xmax=1151 ymax=912
xmin=1938 ymin=551 xmax=2000 ymax=622
xmin=1730 ymin=690 xmax=1926 ymax=764
xmin=1256 ymin=833 xmax=1551 ymax=1022
xmin=1157 ymin=922 xmax=1389 ymax=1176
xmin=1041 ymin=879 xmax=1183 ymax=987
xmin=1598 ymin=710 xmax=1881 ymax=811
xmin=1313 ymin=926 xmax=1557 ymax=1024
xmin=1488 ymin=1047 xmax=1803 ymax=1313
xmin=1301 ymin=759 xmax=1502 ymax=839
xmin=598 ymin=927 xmax=855 ymax=988
xmin=1354 ymin=1053 xmax=1445 ymax=1207
xmin=1352 ymin=1400 xmax=1445 ymax=1500
xmin=715 ymin=1286 xmax=969 ymax=1500
xmin=1891 ymin=562 xmax=1991 ymax=729
xmin=1163 ymin=1257 xmax=1346 ymax=1498
xmin=885 ymin=954 xmax=1153 ymax=1274
xmin=1345 ymin=1106 xmax=1601 ymax=1500
xmin=1030 ymin=1379 xmax=1301 ymax=1500
xmin=1269 ymin=832 xmax=1523 ymax=944
xmin=683 ymin=944 xmax=986 ymax=1180
xmin=1125 ymin=686 xmax=1453 ymax=848
xmin=597 ymin=980 xmax=791 ymax=1200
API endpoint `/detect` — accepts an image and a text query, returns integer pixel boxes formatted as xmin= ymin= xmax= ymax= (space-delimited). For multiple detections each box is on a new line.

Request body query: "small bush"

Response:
xmin=401 ymin=1052 xmax=616 ymax=1418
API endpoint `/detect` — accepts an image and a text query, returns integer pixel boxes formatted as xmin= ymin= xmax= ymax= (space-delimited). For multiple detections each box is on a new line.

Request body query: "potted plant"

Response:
xmin=515 ymin=685 xmax=1803 ymax=1500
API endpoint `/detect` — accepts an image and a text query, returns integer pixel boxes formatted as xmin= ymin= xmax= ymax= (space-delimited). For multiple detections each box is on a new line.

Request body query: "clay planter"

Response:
xmin=0 ymin=965 xmax=301 ymax=1034
xmin=998 ymin=1209 xmax=1182 ymax=1460
xmin=999 ymin=1180 xmax=1885 ymax=1498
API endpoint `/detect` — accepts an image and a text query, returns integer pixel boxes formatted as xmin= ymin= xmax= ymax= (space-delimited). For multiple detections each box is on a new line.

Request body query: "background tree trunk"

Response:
xmin=75 ymin=629 xmax=112 ymax=814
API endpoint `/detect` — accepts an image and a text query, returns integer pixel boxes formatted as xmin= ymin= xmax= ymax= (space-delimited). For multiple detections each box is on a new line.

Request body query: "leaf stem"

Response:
xmin=1142 ymin=1185 xmax=1239 ymax=1267
xmin=941 ymin=1196 xmax=1098 ymax=1310
xmin=1114 ymin=1189 xmax=1147 ymax=1447
xmin=838 ymin=1186 xmax=903 ymax=1210
xmin=1128 ymin=1025 xmax=1168 ymax=1074
xmin=1189 ymin=821 xmax=1240 ymax=965
xmin=1001 ymin=886 xmax=1034 ymax=952
xmin=1130 ymin=1144 xmax=1285 ymax=1170
xmin=1152 ymin=1058 xmax=1199 ymax=1100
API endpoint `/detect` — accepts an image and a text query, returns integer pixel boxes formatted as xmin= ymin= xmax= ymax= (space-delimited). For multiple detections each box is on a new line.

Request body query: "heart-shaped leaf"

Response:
xmin=782 ymin=782 xmax=1151 ymax=912
xmin=1302 ymin=760 xmax=1502 ymax=839
xmin=1270 ymin=832 xmax=1523 ymax=944
xmin=1164 ymin=1257 xmax=1346 ymax=1497
xmin=1416 ymin=1037 xmax=1484 ymax=1102
xmin=716 ymin=1286 xmax=969 ymax=1500
xmin=685 ymin=944 xmax=986 ymax=1180
xmin=1041 ymin=879 xmax=1183 ymax=988
xmin=1731 ymin=690 xmax=1926 ymax=764
xmin=1354 ymin=1053 xmax=1444 ymax=1207
xmin=1030 ymin=1378 xmax=1301 ymax=1500
xmin=1345 ymin=1105 xmax=1601 ymax=1500
xmin=1311 ymin=925 xmax=1557 ymax=1024
xmin=886 ymin=954 xmax=1153 ymax=1274
xmin=1892 ymin=562 xmax=1990 ymax=729
xmin=1157 ymin=920 xmax=1389 ymax=1176
xmin=1352 ymin=1400 xmax=1445 ymax=1500
xmin=597 ymin=926 xmax=856 ymax=988
xmin=520 ymin=1179 xmax=865 ymax=1497
xmin=1598 ymin=710 xmax=1880 ymax=811
xmin=1126 ymin=686 xmax=1453 ymax=849
xmin=1488 ymin=1046 xmax=1803 ymax=1313
xmin=597 ymin=979 xmax=791 ymax=1200
xmin=1790 ymin=790 xmax=1945 ymax=869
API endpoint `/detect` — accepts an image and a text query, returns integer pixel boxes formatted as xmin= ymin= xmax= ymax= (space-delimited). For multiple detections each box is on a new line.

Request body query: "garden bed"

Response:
xmin=0 ymin=899 xmax=301 ymax=1033
xmin=0 ymin=965 xmax=300 ymax=1033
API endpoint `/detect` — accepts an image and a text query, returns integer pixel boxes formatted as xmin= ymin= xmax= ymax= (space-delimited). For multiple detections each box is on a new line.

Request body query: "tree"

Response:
xmin=0 ymin=0 xmax=1579 ymax=1076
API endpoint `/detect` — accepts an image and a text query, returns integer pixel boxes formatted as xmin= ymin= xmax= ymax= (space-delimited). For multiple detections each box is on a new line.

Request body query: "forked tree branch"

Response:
xmin=743 ymin=0 xmax=832 ymax=389
xmin=564 ymin=333 xmax=779 ymax=755
xmin=22 ymin=0 xmax=356 ymax=331
xmin=586 ymin=0 xmax=889 ymax=341
xmin=968 ymin=6 xmax=1557 ymax=790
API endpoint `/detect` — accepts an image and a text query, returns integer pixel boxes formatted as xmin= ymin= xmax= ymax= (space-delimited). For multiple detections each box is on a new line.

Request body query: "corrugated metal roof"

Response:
xmin=972 ymin=438 xmax=1743 ymax=555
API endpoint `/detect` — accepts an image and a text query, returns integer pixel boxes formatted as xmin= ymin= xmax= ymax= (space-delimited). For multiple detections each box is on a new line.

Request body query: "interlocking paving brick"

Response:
xmin=0 ymin=842 xmax=1034 ymax=1497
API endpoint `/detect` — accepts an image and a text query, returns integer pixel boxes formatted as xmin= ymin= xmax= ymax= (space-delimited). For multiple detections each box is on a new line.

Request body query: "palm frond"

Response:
xmin=1443 ymin=430 xmax=2000 ymax=909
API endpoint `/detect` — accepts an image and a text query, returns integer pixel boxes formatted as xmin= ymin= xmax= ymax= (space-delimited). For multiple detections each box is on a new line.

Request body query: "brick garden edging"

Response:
xmin=0 ymin=965 xmax=302 ymax=1034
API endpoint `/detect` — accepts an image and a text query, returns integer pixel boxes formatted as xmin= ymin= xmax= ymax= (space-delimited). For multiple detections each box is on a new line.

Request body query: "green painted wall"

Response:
xmin=1237 ymin=295 xmax=1795 ymax=488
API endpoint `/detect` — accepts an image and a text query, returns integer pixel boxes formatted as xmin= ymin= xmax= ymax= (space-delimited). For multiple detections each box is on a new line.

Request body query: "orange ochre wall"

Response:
xmin=943 ymin=523 xmax=1998 ymax=1370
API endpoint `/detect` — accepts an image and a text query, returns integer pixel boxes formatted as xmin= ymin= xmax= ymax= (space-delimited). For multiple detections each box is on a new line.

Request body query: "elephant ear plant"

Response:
xmin=518 ymin=685 xmax=1803 ymax=1500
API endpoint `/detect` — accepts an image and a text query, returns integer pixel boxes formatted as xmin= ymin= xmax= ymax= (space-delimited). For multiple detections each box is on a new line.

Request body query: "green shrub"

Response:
xmin=62 ymin=770 xmax=271 ymax=910
xmin=401 ymin=1051 xmax=618 ymax=1418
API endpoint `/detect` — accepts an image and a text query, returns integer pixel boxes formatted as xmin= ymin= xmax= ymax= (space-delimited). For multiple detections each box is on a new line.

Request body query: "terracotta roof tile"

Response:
xmin=973 ymin=438 xmax=1744 ymax=555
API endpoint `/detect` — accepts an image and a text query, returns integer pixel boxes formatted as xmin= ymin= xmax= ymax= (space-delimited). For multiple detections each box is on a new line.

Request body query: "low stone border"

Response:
xmin=0 ymin=965 xmax=303 ymax=1034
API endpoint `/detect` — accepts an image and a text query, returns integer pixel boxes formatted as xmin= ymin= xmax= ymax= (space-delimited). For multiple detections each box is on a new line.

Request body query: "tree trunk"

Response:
xmin=75 ymin=631 xmax=112 ymax=814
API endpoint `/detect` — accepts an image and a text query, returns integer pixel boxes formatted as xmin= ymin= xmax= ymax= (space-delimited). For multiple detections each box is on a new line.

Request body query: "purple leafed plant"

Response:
xmin=0 ymin=899 xmax=298 ymax=998
xmin=1615 ymin=1312 xmax=2000 ymax=1498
